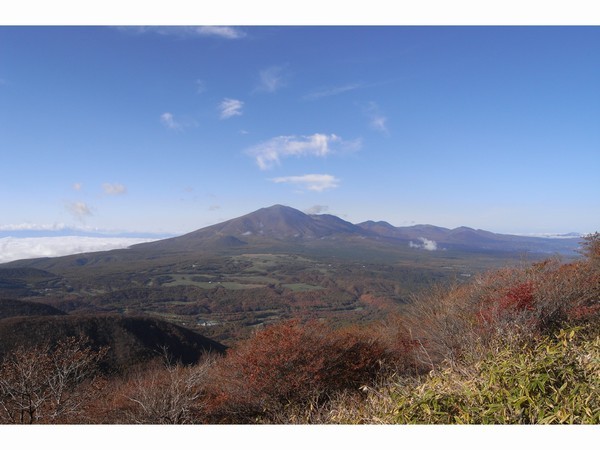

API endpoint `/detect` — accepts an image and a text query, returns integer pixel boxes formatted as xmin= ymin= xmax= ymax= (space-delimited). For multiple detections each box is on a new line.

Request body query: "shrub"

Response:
xmin=203 ymin=320 xmax=392 ymax=423
xmin=103 ymin=355 xmax=215 ymax=424
xmin=402 ymin=253 xmax=600 ymax=366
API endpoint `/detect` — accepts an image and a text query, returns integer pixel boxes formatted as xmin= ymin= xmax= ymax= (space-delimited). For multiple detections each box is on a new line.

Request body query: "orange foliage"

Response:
xmin=202 ymin=319 xmax=397 ymax=422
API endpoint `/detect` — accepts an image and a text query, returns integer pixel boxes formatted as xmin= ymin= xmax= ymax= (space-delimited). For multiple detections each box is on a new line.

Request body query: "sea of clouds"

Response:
xmin=0 ymin=236 xmax=159 ymax=264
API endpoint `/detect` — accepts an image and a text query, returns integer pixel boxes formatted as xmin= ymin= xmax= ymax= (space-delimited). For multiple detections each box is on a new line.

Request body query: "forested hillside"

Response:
xmin=1 ymin=233 xmax=598 ymax=424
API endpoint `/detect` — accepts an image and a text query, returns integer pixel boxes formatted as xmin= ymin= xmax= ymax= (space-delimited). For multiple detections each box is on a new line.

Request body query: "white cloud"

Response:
xmin=409 ymin=237 xmax=438 ymax=251
xmin=120 ymin=26 xmax=246 ymax=40
xmin=370 ymin=115 xmax=388 ymax=133
xmin=270 ymin=174 xmax=340 ymax=192
xmin=366 ymin=102 xmax=389 ymax=135
xmin=246 ymin=133 xmax=359 ymax=170
xmin=72 ymin=182 xmax=83 ymax=191
xmin=102 ymin=183 xmax=127 ymax=195
xmin=256 ymin=65 xmax=287 ymax=93
xmin=219 ymin=98 xmax=244 ymax=119
xmin=195 ymin=26 xmax=246 ymax=40
xmin=304 ymin=205 xmax=329 ymax=214
xmin=303 ymin=83 xmax=362 ymax=100
xmin=66 ymin=202 xmax=93 ymax=220
xmin=160 ymin=112 xmax=182 ymax=130
xmin=0 ymin=236 xmax=158 ymax=264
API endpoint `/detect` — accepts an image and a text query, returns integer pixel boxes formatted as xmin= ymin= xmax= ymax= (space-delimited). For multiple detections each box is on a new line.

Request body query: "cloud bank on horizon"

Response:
xmin=0 ymin=236 xmax=159 ymax=264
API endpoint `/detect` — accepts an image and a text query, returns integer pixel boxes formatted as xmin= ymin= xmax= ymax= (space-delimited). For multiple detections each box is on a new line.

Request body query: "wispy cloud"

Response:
xmin=303 ymin=83 xmax=362 ymax=101
xmin=0 ymin=223 xmax=68 ymax=232
xmin=160 ymin=112 xmax=182 ymax=130
xmin=366 ymin=102 xmax=389 ymax=135
xmin=102 ymin=183 xmax=127 ymax=196
xmin=304 ymin=205 xmax=329 ymax=215
xmin=120 ymin=26 xmax=246 ymax=40
xmin=66 ymin=202 xmax=93 ymax=220
xmin=72 ymin=182 xmax=83 ymax=191
xmin=195 ymin=79 xmax=206 ymax=94
xmin=246 ymin=133 xmax=360 ymax=170
xmin=219 ymin=98 xmax=244 ymax=119
xmin=255 ymin=65 xmax=287 ymax=93
xmin=195 ymin=26 xmax=246 ymax=40
xmin=270 ymin=174 xmax=340 ymax=192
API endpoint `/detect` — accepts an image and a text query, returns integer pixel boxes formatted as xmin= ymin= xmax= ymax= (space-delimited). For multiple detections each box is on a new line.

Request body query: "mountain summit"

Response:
xmin=134 ymin=204 xmax=368 ymax=253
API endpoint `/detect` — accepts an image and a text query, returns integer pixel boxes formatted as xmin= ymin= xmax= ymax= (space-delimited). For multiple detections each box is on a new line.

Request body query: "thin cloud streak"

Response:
xmin=270 ymin=174 xmax=341 ymax=192
xmin=0 ymin=223 xmax=68 ymax=232
xmin=195 ymin=26 xmax=246 ymax=39
xmin=120 ymin=26 xmax=246 ymax=40
xmin=303 ymin=83 xmax=362 ymax=100
xmin=102 ymin=183 xmax=127 ymax=195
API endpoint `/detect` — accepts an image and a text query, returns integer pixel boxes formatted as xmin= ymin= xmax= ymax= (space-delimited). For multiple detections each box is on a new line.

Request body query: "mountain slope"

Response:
xmin=0 ymin=314 xmax=227 ymax=371
xmin=133 ymin=204 xmax=370 ymax=253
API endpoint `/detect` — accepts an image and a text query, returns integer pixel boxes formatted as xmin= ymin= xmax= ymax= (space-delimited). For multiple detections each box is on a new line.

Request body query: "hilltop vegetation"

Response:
xmin=0 ymin=233 xmax=597 ymax=424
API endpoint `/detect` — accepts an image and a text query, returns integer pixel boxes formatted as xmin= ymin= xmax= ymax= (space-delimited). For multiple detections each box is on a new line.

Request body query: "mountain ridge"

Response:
xmin=130 ymin=204 xmax=581 ymax=256
xmin=0 ymin=204 xmax=583 ymax=271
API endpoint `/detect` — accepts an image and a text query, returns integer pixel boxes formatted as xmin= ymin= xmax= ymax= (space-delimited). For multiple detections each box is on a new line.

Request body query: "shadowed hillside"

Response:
xmin=0 ymin=298 xmax=66 ymax=319
xmin=0 ymin=314 xmax=227 ymax=372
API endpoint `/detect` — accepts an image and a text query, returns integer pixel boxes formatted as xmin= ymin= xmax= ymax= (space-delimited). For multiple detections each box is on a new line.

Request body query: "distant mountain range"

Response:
xmin=0 ymin=205 xmax=583 ymax=271
xmin=131 ymin=204 xmax=582 ymax=257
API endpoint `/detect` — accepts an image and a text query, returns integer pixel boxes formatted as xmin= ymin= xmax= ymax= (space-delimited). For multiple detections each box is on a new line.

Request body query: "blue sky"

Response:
xmin=1 ymin=25 xmax=599 ymax=238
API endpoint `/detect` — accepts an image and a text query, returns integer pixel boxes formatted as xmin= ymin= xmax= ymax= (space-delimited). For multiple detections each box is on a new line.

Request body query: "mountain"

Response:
xmin=131 ymin=204 xmax=580 ymax=256
xmin=356 ymin=221 xmax=581 ymax=255
xmin=133 ymin=204 xmax=369 ymax=253
xmin=1 ymin=205 xmax=582 ymax=271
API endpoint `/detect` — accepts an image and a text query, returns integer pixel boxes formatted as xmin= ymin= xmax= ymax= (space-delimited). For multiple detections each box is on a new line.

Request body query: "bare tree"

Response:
xmin=117 ymin=353 xmax=216 ymax=424
xmin=0 ymin=336 xmax=107 ymax=424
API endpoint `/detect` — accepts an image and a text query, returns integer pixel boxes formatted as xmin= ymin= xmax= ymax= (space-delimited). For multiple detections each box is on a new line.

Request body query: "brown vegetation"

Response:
xmin=0 ymin=336 xmax=107 ymax=424
xmin=0 ymin=233 xmax=597 ymax=424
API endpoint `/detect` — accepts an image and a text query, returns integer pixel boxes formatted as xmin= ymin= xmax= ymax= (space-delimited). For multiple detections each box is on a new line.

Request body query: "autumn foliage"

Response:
xmin=0 ymin=233 xmax=598 ymax=424
xmin=201 ymin=320 xmax=400 ymax=422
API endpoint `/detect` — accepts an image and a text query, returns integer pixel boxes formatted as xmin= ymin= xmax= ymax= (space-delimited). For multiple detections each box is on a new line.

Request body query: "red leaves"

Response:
xmin=203 ymin=319 xmax=393 ymax=422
